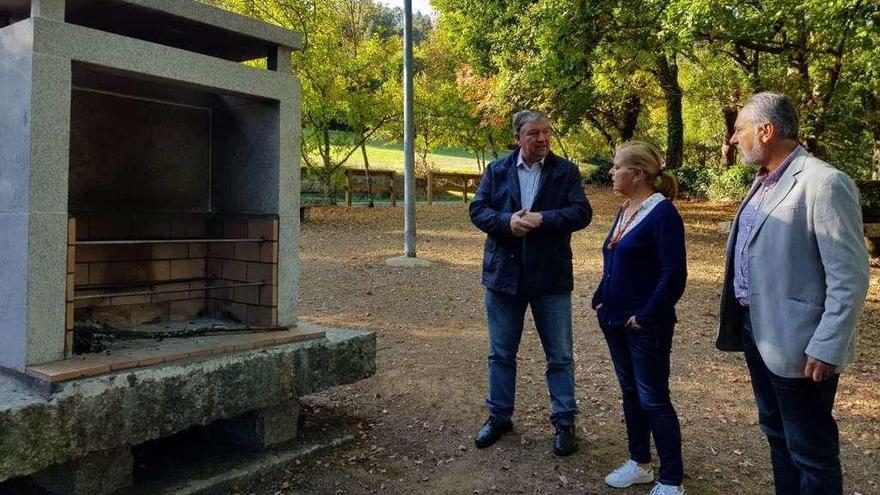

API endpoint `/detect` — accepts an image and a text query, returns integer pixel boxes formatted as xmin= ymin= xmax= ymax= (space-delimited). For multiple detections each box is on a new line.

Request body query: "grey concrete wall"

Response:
xmin=0 ymin=48 xmax=32 ymax=371
xmin=0 ymin=17 xmax=34 ymax=369
xmin=69 ymin=88 xmax=211 ymax=213
xmin=211 ymin=96 xmax=279 ymax=215
xmin=0 ymin=19 xmax=69 ymax=369
xmin=211 ymin=93 xmax=301 ymax=327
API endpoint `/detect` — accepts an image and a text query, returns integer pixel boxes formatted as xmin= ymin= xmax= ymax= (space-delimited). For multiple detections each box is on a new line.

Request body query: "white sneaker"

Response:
xmin=604 ymin=459 xmax=655 ymax=488
xmin=649 ymin=482 xmax=685 ymax=495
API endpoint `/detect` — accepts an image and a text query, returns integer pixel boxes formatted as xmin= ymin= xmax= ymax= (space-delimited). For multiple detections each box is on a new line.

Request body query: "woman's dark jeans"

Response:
xmin=600 ymin=317 xmax=684 ymax=486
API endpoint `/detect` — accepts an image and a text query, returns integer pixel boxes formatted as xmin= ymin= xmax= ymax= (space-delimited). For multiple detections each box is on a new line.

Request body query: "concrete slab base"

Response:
xmin=133 ymin=432 xmax=354 ymax=495
xmin=0 ymin=326 xmax=375 ymax=487
xmin=385 ymin=255 xmax=433 ymax=267
xmin=32 ymin=447 xmax=133 ymax=495
xmin=210 ymin=399 xmax=301 ymax=452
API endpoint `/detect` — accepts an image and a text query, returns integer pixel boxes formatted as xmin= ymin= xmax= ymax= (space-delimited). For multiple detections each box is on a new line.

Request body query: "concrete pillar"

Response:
xmin=277 ymin=95 xmax=300 ymax=327
xmin=25 ymin=53 xmax=71 ymax=368
xmin=31 ymin=0 xmax=65 ymax=20
xmin=0 ymin=20 xmax=71 ymax=371
xmin=267 ymin=46 xmax=292 ymax=74
xmin=210 ymin=399 xmax=301 ymax=451
xmin=33 ymin=447 xmax=133 ymax=495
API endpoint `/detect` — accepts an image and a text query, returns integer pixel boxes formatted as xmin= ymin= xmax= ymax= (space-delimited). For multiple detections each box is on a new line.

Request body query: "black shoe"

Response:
xmin=474 ymin=416 xmax=513 ymax=449
xmin=553 ymin=423 xmax=578 ymax=456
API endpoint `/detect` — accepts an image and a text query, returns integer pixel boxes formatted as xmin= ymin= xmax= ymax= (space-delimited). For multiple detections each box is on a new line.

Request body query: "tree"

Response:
xmin=682 ymin=0 xmax=878 ymax=167
xmin=433 ymin=0 xmax=696 ymax=167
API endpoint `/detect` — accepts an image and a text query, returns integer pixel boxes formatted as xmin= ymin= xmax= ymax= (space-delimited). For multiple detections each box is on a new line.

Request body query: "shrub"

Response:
xmin=579 ymin=164 xmax=600 ymax=185
xmin=301 ymin=166 xmax=347 ymax=200
xmin=671 ymin=162 xmax=718 ymax=199
xmin=581 ymin=155 xmax=614 ymax=186
xmin=708 ymin=165 xmax=757 ymax=202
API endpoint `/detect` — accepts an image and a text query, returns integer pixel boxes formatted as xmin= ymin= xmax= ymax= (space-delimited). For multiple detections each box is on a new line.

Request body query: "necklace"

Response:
xmin=608 ymin=199 xmax=644 ymax=248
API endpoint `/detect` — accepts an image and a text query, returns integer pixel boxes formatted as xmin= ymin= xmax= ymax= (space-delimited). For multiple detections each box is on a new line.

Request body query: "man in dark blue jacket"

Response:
xmin=469 ymin=110 xmax=592 ymax=456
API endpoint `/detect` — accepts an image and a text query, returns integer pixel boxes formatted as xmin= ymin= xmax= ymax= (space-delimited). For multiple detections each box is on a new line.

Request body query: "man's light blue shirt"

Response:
xmin=516 ymin=151 xmax=543 ymax=211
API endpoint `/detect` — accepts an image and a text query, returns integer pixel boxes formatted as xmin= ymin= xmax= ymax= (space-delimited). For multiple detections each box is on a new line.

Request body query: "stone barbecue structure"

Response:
xmin=0 ymin=1 xmax=375 ymax=493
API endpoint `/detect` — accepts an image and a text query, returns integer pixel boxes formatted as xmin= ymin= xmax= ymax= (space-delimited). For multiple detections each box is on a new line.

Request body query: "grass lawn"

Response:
xmin=309 ymin=139 xmax=492 ymax=174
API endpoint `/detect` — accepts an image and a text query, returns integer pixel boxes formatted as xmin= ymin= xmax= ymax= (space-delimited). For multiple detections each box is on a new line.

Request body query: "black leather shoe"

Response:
xmin=474 ymin=416 xmax=513 ymax=449
xmin=553 ymin=423 xmax=578 ymax=456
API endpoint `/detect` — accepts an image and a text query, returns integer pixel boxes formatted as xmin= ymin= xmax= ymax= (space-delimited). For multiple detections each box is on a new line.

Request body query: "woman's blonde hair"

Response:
xmin=615 ymin=141 xmax=678 ymax=199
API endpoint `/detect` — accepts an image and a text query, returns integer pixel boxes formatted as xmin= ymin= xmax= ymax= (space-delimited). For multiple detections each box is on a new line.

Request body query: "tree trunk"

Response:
xmin=620 ymin=93 xmax=641 ymax=141
xmin=321 ymin=167 xmax=335 ymax=204
xmin=873 ymin=144 xmax=880 ymax=181
xmin=863 ymin=93 xmax=880 ymax=179
xmin=320 ymin=129 xmax=336 ymax=203
xmin=360 ymin=141 xmax=374 ymax=207
xmin=419 ymin=131 xmax=430 ymax=174
xmin=586 ymin=115 xmax=616 ymax=153
xmin=486 ymin=130 xmax=499 ymax=159
xmin=553 ymin=128 xmax=570 ymax=160
xmin=654 ymin=53 xmax=684 ymax=168
xmin=722 ymin=105 xmax=738 ymax=168
xmin=803 ymin=118 xmax=827 ymax=159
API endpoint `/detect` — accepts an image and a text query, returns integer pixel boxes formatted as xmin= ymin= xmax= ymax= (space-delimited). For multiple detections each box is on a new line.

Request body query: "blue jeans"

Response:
xmin=485 ymin=289 xmax=577 ymax=426
xmin=600 ymin=318 xmax=684 ymax=486
xmin=742 ymin=306 xmax=842 ymax=495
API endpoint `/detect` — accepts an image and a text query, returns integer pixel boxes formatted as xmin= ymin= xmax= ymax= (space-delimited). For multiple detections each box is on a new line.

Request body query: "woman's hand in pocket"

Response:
xmin=626 ymin=315 xmax=642 ymax=329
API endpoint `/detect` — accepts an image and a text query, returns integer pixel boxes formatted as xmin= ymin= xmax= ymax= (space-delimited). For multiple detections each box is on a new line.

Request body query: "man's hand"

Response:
xmin=803 ymin=356 xmax=836 ymax=382
xmin=510 ymin=209 xmax=538 ymax=237
xmin=520 ymin=210 xmax=543 ymax=228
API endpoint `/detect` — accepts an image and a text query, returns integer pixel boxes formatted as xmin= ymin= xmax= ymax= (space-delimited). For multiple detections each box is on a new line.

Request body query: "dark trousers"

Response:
xmin=485 ymin=289 xmax=577 ymax=426
xmin=601 ymin=320 xmax=684 ymax=486
xmin=741 ymin=306 xmax=842 ymax=495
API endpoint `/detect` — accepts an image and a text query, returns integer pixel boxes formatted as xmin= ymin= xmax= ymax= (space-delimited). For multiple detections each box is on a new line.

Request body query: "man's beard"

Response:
xmin=739 ymin=138 xmax=765 ymax=166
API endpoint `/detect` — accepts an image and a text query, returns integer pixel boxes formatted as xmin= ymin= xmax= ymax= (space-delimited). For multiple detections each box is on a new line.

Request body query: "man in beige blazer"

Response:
xmin=717 ymin=92 xmax=870 ymax=494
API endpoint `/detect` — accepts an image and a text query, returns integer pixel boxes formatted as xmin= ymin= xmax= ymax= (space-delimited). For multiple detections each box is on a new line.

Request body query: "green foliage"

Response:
xmin=581 ymin=155 xmax=614 ymax=186
xmin=707 ymin=165 xmax=757 ymax=202
xmin=672 ymin=162 xmax=717 ymax=199
xmin=208 ymin=0 xmax=879 ymax=183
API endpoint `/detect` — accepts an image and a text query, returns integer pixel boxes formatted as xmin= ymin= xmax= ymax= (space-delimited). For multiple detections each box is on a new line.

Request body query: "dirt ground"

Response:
xmin=240 ymin=187 xmax=880 ymax=495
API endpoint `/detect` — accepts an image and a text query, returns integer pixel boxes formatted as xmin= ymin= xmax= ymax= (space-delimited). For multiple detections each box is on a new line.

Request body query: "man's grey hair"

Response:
xmin=512 ymin=110 xmax=549 ymax=135
xmin=741 ymin=92 xmax=799 ymax=141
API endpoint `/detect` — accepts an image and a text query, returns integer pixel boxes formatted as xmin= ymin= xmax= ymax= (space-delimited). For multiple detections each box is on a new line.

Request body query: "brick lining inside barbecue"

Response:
xmin=65 ymin=215 xmax=279 ymax=356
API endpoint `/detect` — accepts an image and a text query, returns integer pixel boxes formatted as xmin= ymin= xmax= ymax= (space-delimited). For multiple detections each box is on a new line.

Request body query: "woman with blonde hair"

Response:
xmin=592 ymin=141 xmax=687 ymax=495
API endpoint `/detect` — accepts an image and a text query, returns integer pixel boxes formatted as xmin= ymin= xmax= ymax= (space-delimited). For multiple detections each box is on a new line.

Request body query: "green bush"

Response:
xmin=579 ymin=164 xmax=600 ymax=185
xmin=301 ymin=166 xmax=348 ymax=200
xmin=672 ymin=162 xmax=718 ymax=199
xmin=707 ymin=165 xmax=757 ymax=202
xmin=581 ymin=155 xmax=614 ymax=186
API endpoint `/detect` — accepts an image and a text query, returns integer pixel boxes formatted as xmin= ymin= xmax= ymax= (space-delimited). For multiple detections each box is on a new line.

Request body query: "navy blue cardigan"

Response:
xmin=592 ymin=199 xmax=687 ymax=327
xmin=470 ymin=149 xmax=592 ymax=296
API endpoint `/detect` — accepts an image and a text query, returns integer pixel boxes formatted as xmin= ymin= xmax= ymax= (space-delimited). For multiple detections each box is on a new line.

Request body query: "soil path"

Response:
xmin=241 ymin=187 xmax=880 ymax=495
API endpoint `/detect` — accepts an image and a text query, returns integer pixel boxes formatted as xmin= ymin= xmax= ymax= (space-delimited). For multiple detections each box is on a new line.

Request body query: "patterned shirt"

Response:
xmin=516 ymin=152 xmax=544 ymax=211
xmin=733 ymin=147 xmax=801 ymax=305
